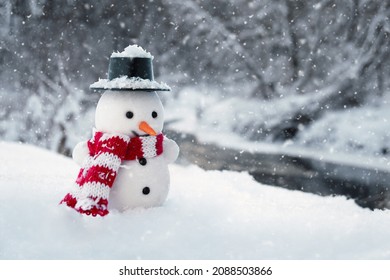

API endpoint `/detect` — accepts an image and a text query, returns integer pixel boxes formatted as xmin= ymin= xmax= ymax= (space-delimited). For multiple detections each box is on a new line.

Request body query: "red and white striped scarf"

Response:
xmin=61 ymin=131 xmax=164 ymax=216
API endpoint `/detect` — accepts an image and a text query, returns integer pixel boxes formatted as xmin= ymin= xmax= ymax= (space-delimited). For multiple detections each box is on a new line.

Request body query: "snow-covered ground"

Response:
xmin=1 ymin=141 xmax=390 ymax=259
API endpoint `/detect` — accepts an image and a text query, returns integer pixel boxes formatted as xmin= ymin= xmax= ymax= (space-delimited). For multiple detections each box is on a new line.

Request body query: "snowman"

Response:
xmin=61 ymin=45 xmax=179 ymax=216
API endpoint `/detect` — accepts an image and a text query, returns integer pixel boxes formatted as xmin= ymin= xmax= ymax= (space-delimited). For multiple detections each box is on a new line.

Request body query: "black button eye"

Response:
xmin=152 ymin=111 xmax=158 ymax=118
xmin=126 ymin=111 xmax=134 ymax=119
xmin=142 ymin=187 xmax=150 ymax=195
xmin=139 ymin=158 xmax=147 ymax=166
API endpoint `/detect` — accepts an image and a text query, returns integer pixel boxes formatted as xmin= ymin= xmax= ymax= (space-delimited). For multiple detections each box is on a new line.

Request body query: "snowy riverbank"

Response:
xmin=164 ymin=86 xmax=390 ymax=167
xmin=1 ymin=141 xmax=390 ymax=259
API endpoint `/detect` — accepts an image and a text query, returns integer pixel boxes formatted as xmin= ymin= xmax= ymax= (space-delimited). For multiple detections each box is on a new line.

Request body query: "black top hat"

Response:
xmin=90 ymin=55 xmax=170 ymax=91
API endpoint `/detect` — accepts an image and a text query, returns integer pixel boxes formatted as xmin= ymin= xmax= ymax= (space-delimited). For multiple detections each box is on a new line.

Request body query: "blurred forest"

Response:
xmin=0 ymin=0 xmax=389 ymax=155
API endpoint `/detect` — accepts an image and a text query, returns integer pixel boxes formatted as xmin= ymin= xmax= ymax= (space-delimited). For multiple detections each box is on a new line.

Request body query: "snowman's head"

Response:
xmin=95 ymin=90 xmax=164 ymax=137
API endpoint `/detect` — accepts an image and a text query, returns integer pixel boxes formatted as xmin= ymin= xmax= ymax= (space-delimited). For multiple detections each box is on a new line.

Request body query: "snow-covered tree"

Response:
xmin=0 ymin=0 xmax=389 ymax=153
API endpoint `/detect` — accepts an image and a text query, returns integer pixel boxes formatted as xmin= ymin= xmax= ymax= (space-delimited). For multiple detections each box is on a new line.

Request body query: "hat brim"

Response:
xmin=89 ymin=77 xmax=171 ymax=91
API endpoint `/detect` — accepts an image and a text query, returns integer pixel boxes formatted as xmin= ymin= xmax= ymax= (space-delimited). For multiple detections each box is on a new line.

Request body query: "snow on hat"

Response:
xmin=90 ymin=45 xmax=171 ymax=91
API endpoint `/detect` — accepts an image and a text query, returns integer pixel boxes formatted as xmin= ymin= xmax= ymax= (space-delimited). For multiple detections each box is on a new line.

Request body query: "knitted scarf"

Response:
xmin=61 ymin=131 xmax=164 ymax=216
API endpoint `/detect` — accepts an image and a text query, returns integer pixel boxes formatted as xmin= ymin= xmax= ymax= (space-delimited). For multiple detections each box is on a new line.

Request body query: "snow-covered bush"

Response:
xmin=0 ymin=67 xmax=94 ymax=155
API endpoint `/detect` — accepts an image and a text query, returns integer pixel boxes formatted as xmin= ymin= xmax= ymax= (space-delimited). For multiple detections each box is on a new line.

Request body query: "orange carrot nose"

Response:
xmin=139 ymin=121 xmax=157 ymax=136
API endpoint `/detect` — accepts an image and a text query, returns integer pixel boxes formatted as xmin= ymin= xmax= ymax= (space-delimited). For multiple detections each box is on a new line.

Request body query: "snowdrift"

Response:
xmin=1 ymin=142 xmax=390 ymax=259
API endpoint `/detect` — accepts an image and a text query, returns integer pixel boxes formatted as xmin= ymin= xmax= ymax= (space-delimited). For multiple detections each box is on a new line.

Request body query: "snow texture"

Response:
xmin=89 ymin=76 xmax=171 ymax=91
xmin=1 ymin=141 xmax=390 ymax=260
xmin=111 ymin=44 xmax=153 ymax=58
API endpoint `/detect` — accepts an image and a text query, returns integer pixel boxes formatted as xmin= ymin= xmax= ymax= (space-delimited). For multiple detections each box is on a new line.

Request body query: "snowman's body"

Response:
xmin=72 ymin=90 xmax=179 ymax=211
xmin=110 ymin=153 xmax=170 ymax=211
